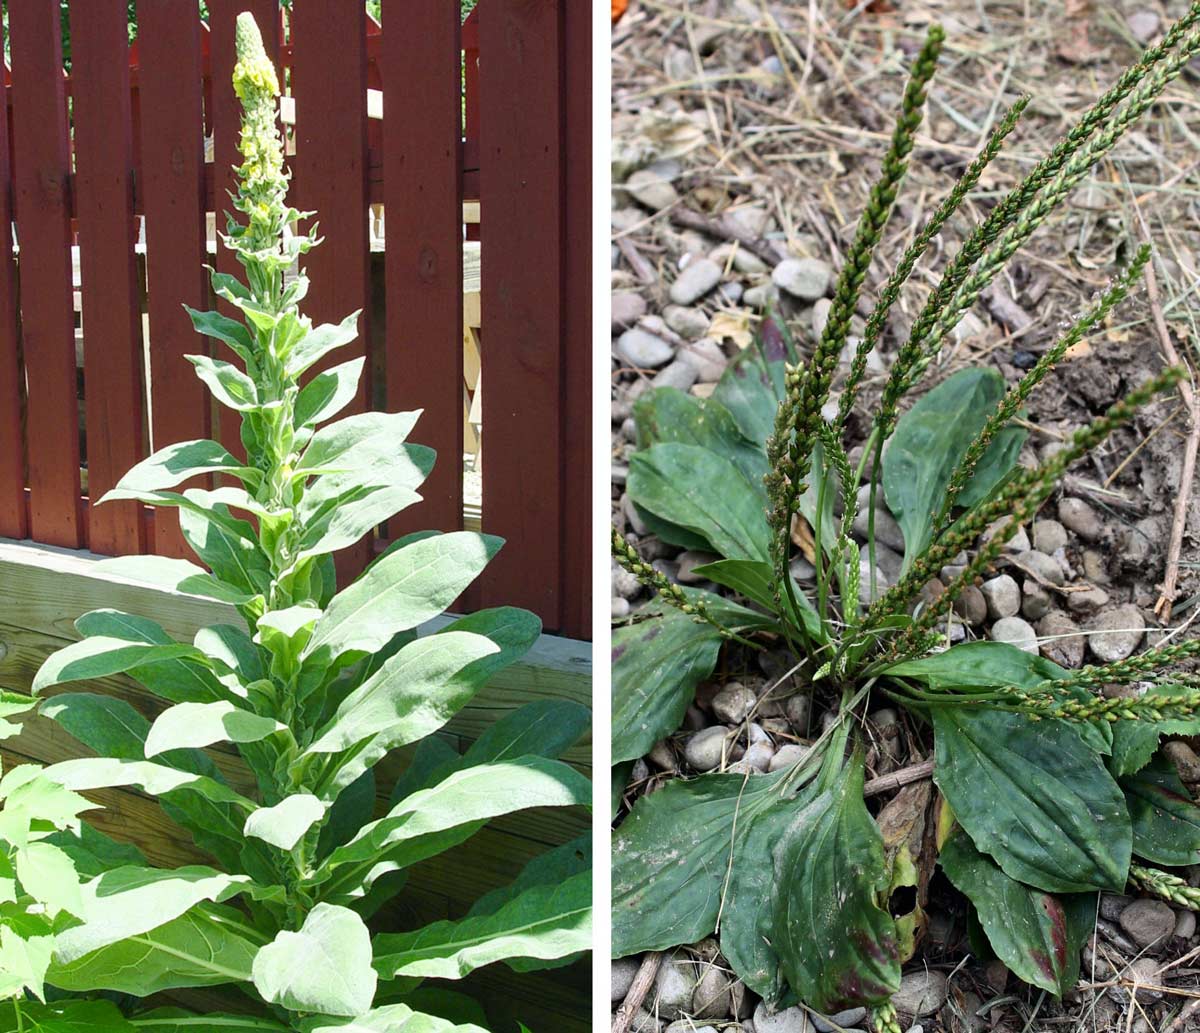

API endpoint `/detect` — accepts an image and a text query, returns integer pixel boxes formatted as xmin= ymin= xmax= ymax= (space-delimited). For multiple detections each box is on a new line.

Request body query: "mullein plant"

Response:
xmin=612 ymin=9 xmax=1200 ymax=1032
xmin=3 ymin=13 xmax=590 ymax=1031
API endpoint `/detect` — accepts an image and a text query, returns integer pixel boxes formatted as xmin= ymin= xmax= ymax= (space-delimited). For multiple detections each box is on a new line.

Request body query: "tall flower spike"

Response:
xmin=230 ymin=12 xmax=288 ymax=260
xmin=767 ymin=26 xmax=943 ymax=609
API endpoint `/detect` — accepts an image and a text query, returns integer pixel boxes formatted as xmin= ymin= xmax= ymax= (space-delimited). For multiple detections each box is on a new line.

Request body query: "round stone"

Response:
xmin=1021 ymin=579 xmax=1052 ymax=621
xmin=626 ymin=167 xmax=679 ymax=210
xmin=670 ymin=258 xmax=722 ymax=305
xmin=616 ymin=327 xmax=674 ymax=368
xmin=1088 ymin=604 xmax=1146 ymax=662
xmin=684 ymin=727 xmax=732 ymax=772
xmin=663 ymin=304 xmax=711 ymax=340
xmin=753 ymin=1001 xmax=812 ymax=1033
xmin=953 ymin=585 xmax=987 ymax=627
xmin=1037 ymin=611 xmax=1085 ymax=668
xmin=991 ymin=616 xmax=1038 ymax=654
xmin=981 ymin=574 xmax=1021 ymax=620
xmin=1014 ymin=549 xmax=1065 ymax=585
xmin=711 ymin=682 xmax=758 ymax=725
xmin=892 ymin=970 xmax=949 ymax=1018
xmin=612 ymin=291 xmax=647 ymax=331
xmin=1119 ymin=898 xmax=1176 ymax=949
xmin=768 ymin=743 xmax=809 ymax=773
xmin=652 ymin=358 xmax=700 ymax=392
xmin=1032 ymin=519 xmax=1068 ymax=555
xmin=612 ymin=957 xmax=641 ymax=1002
xmin=772 ymin=257 xmax=832 ymax=301
xmin=1058 ymin=497 xmax=1103 ymax=540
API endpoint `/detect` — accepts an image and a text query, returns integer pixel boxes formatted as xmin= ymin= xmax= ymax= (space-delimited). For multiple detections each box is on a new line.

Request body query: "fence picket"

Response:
xmin=479 ymin=0 xmax=565 ymax=625
xmin=383 ymin=0 xmax=464 ymax=538
xmin=0 ymin=18 xmax=24 ymax=540
xmin=136 ymin=1 xmax=209 ymax=559
xmin=9 ymin=2 xmax=81 ymax=548
xmin=561 ymin=0 xmax=592 ymax=640
xmin=70 ymin=0 xmax=146 ymax=556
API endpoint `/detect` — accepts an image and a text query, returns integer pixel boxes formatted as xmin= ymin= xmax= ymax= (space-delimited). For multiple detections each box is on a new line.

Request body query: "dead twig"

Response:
xmin=668 ymin=206 xmax=787 ymax=266
xmin=1138 ymin=229 xmax=1199 ymax=621
xmin=863 ymin=758 xmax=935 ymax=797
xmin=611 ymin=950 xmax=664 ymax=1033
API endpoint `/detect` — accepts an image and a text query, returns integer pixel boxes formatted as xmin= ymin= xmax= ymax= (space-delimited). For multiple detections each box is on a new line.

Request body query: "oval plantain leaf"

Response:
xmin=931 ymin=707 xmax=1130 ymax=893
xmin=883 ymin=642 xmax=1110 ymax=755
xmin=612 ymin=769 xmax=793 ymax=956
xmin=633 ymin=387 xmax=769 ymax=491
xmin=612 ymin=612 xmax=723 ymax=765
xmin=882 ymin=368 xmax=1026 ymax=569
xmin=711 ymin=315 xmax=792 ymax=445
xmin=627 ymin=443 xmax=771 ymax=562
xmin=939 ymin=831 xmax=1093 ymax=995
xmin=773 ymin=755 xmax=900 ymax=1011
xmin=1121 ymin=755 xmax=1200 ymax=866
xmin=719 ymin=780 xmax=822 ymax=1003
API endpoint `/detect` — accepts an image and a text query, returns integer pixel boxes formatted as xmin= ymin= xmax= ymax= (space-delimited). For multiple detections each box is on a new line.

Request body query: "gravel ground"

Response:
xmin=611 ymin=0 xmax=1200 ymax=1029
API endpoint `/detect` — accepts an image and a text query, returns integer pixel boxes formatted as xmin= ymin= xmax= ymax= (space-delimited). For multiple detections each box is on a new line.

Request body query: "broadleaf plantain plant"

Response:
xmin=612 ymin=9 xmax=1200 ymax=1032
xmin=7 ymin=13 xmax=591 ymax=1031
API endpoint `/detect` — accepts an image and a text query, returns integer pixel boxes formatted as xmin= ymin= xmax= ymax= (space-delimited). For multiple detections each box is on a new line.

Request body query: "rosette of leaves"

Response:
xmin=13 ymin=13 xmax=590 ymax=1031
xmin=612 ymin=10 xmax=1200 ymax=1030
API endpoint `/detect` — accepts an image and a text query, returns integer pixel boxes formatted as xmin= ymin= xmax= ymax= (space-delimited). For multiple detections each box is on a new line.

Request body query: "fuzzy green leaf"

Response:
xmin=931 ymin=707 xmax=1130 ymax=892
xmin=244 ymin=794 xmax=326 ymax=851
xmin=296 ymin=1006 xmax=488 ymax=1033
xmin=295 ymin=357 xmax=366 ymax=429
xmin=186 ymin=355 xmax=259 ymax=411
xmin=145 ymin=701 xmax=285 ymax=757
xmin=304 ymin=532 xmax=502 ymax=664
xmin=773 ymin=757 xmax=901 ymax=1011
xmin=373 ymin=869 xmax=590 ymax=980
xmin=184 ymin=306 xmax=256 ymax=361
xmin=33 ymin=637 xmax=203 ymax=694
xmin=285 ymin=311 xmax=362 ymax=377
xmin=305 ymin=631 xmax=498 ymax=759
xmin=53 ymin=865 xmax=255 ymax=962
xmin=316 ymin=758 xmax=590 ymax=903
xmin=252 ymin=903 xmax=377 ymax=1017
xmin=627 ymin=443 xmax=770 ymax=561
xmin=47 ymin=904 xmax=261 ymax=995
xmin=91 ymin=554 xmax=256 ymax=606
xmin=102 ymin=439 xmax=259 ymax=499
xmin=940 ymin=831 xmax=1092 ymax=995
xmin=1121 ymin=756 xmax=1200 ymax=866
xmin=296 ymin=482 xmax=425 ymax=561
xmin=883 ymin=368 xmax=1026 ymax=568
xmin=0 ymin=1001 xmax=135 ymax=1033
xmin=612 ymin=611 xmax=722 ymax=765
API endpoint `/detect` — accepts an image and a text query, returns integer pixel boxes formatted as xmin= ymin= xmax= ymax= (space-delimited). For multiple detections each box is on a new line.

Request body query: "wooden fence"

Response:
xmin=0 ymin=0 xmax=591 ymax=640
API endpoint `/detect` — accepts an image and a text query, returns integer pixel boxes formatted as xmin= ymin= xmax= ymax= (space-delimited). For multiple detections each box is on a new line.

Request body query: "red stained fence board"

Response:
xmin=70 ymin=0 xmax=147 ymax=556
xmin=9 ymin=2 xmax=82 ymax=548
xmin=560 ymin=0 xmax=592 ymax=640
xmin=290 ymin=1 xmax=373 ymax=578
xmin=136 ymin=1 xmax=209 ymax=559
xmin=383 ymin=0 xmax=464 ymax=537
xmin=0 ymin=15 xmax=24 ymax=540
